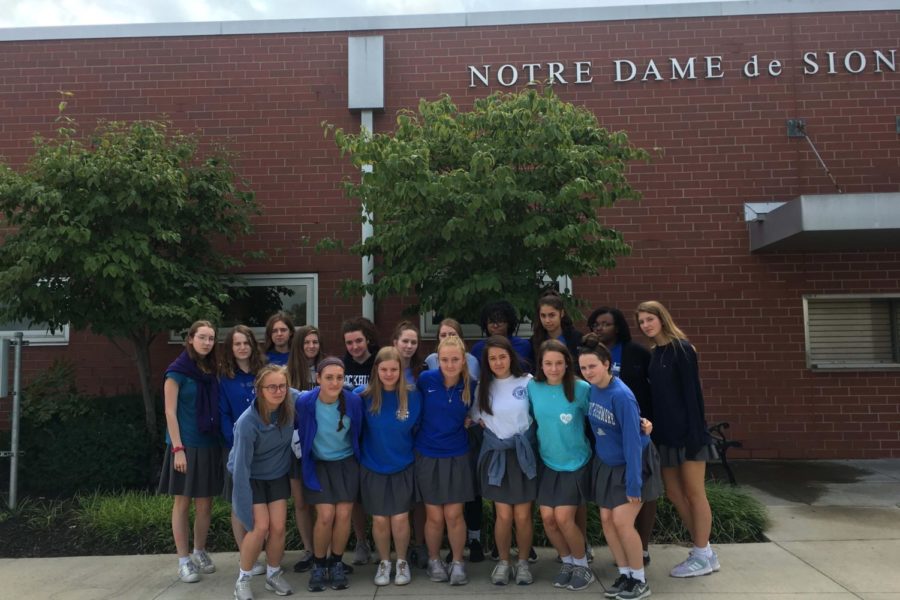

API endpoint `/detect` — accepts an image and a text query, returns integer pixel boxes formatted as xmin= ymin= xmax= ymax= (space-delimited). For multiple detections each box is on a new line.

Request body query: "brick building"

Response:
xmin=0 ymin=0 xmax=898 ymax=458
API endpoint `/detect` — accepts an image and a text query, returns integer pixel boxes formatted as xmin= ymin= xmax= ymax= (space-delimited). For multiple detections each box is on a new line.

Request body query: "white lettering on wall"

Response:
xmin=615 ymin=60 xmax=637 ymax=82
xmin=469 ymin=65 xmax=490 ymax=87
xmin=548 ymin=62 xmax=568 ymax=84
xmin=497 ymin=64 xmax=519 ymax=86
xmin=575 ymin=61 xmax=593 ymax=83
xmin=671 ymin=57 xmax=696 ymax=80
xmin=706 ymin=56 xmax=724 ymax=79
xmin=642 ymin=59 xmax=663 ymax=81
xmin=874 ymin=50 xmax=896 ymax=73
xmin=523 ymin=63 xmax=542 ymax=83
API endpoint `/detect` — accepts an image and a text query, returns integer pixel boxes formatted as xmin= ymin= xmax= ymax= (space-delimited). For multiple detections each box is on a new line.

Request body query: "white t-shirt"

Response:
xmin=471 ymin=374 xmax=533 ymax=440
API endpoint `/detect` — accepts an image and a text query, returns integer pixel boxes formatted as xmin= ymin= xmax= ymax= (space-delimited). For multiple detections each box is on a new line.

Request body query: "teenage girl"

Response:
xmin=424 ymin=318 xmax=481 ymax=381
xmin=229 ymin=365 xmax=295 ymax=600
xmin=355 ymin=347 xmax=423 ymax=587
xmin=587 ymin=306 xmax=656 ymax=565
xmin=158 ymin=320 xmax=223 ymax=584
xmin=392 ymin=320 xmax=425 ymax=384
xmin=470 ymin=336 xmax=537 ymax=586
xmin=579 ymin=335 xmax=662 ymax=600
xmin=530 ymin=290 xmax=583 ymax=360
xmin=471 ymin=300 xmax=533 ymax=371
xmin=264 ymin=312 xmax=295 ymax=366
xmin=285 ymin=324 xmax=320 ymax=572
xmin=219 ymin=325 xmax=268 ymax=575
xmin=527 ymin=339 xmax=594 ymax=591
xmin=295 ymin=357 xmax=364 ymax=592
xmin=415 ymin=335 xmax=477 ymax=586
xmin=636 ymin=300 xmax=720 ymax=578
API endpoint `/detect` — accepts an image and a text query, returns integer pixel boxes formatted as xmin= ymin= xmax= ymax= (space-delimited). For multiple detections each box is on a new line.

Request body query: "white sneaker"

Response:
xmin=449 ymin=560 xmax=468 ymax=586
xmin=515 ymin=560 xmax=533 ymax=585
xmin=178 ymin=560 xmax=200 ymax=583
xmin=234 ymin=575 xmax=254 ymax=600
xmin=352 ymin=540 xmax=371 ymax=565
xmin=490 ymin=560 xmax=511 ymax=585
xmin=394 ymin=559 xmax=411 ymax=586
xmin=670 ymin=553 xmax=713 ymax=578
xmin=708 ymin=549 xmax=721 ymax=572
xmin=264 ymin=567 xmax=293 ymax=596
xmin=249 ymin=561 xmax=266 ymax=576
xmin=191 ymin=549 xmax=216 ymax=574
xmin=374 ymin=560 xmax=392 ymax=586
xmin=428 ymin=558 xmax=449 ymax=582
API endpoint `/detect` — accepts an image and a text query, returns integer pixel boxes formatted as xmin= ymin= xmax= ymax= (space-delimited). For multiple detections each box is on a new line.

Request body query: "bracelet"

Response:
xmin=171 ymin=445 xmax=185 ymax=454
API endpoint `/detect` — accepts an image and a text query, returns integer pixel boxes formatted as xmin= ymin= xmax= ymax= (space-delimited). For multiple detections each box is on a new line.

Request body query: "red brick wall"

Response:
xmin=1 ymin=9 xmax=898 ymax=457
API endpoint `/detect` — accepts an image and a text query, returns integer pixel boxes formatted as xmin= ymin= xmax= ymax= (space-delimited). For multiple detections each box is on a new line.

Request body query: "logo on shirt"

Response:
xmin=513 ymin=385 xmax=527 ymax=400
xmin=559 ymin=413 xmax=573 ymax=425
xmin=395 ymin=409 xmax=409 ymax=422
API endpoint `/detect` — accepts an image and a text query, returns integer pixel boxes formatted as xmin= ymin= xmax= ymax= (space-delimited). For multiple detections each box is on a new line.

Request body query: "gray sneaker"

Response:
xmin=394 ymin=559 xmax=412 ymax=586
xmin=427 ymin=558 xmax=448 ymax=582
xmin=490 ymin=560 xmax=511 ymax=585
xmin=352 ymin=540 xmax=371 ymax=565
xmin=234 ymin=575 xmax=254 ymax=600
xmin=670 ymin=553 xmax=712 ymax=578
xmin=265 ymin=568 xmax=293 ymax=596
xmin=178 ymin=560 xmax=200 ymax=583
xmin=567 ymin=565 xmax=595 ymax=591
xmin=515 ymin=560 xmax=533 ymax=585
xmin=604 ymin=573 xmax=629 ymax=598
xmin=448 ymin=560 xmax=468 ymax=586
xmin=708 ymin=550 xmax=721 ymax=572
xmin=250 ymin=561 xmax=266 ymax=576
xmin=617 ymin=576 xmax=651 ymax=600
xmin=191 ymin=549 xmax=216 ymax=574
xmin=553 ymin=563 xmax=574 ymax=588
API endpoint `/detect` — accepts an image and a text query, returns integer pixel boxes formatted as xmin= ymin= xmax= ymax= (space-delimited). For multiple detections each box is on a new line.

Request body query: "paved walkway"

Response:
xmin=2 ymin=459 xmax=899 ymax=599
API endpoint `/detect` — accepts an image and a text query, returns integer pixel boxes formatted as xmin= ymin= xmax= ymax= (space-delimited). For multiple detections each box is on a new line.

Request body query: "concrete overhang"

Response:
xmin=745 ymin=192 xmax=900 ymax=253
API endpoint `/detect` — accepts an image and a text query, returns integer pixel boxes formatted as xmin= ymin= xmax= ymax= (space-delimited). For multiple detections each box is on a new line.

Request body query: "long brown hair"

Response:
xmin=220 ymin=324 xmax=267 ymax=378
xmin=392 ymin=320 xmax=425 ymax=379
xmin=436 ymin=335 xmax=472 ymax=406
xmin=185 ymin=320 xmax=218 ymax=374
xmin=254 ymin=364 xmax=295 ymax=427
xmin=635 ymin=300 xmax=687 ymax=346
xmin=477 ymin=335 xmax=525 ymax=416
xmin=534 ymin=339 xmax=576 ymax=403
xmin=362 ymin=347 xmax=412 ymax=417
xmin=287 ymin=325 xmax=320 ymax=391
xmin=264 ymin=311 xmax=295 ymax=353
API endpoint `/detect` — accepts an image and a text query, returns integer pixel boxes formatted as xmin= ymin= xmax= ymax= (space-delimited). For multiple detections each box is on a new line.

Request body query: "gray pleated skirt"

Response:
xmin=415 ymin=453 xmax=475 ymax=505
xmin=158 ymin=445 xmax=224 ymax=498
xmin=591 ymin=444 xmax=663 ymax=509
xmin=303 ymin=455 xmax=360 ymax=505
xmin=361 ymin=464 xmax=415 ymax=516
xmin=536 ymin=462 xmax=591 ymax=507
xmin=478 ymin=448 xmax=539 ymax=505
xmin=288 ymin=455 xmax=303 ymax=479
xmin=657 ymin=442 xmax=719 ymax=468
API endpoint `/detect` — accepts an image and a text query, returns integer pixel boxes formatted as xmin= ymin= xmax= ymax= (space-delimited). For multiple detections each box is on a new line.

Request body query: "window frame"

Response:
xmin=0 ymin=323 xmax=70 ymax=346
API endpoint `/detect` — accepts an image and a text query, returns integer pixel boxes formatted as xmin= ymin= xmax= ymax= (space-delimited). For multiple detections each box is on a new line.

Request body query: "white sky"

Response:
xmin=0 ymin=0 xmax=741 ymax=28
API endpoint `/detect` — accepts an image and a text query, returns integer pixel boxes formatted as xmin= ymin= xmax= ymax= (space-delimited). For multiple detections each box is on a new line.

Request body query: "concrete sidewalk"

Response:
xmin=2 ymin=459 xmax=899 ymax=599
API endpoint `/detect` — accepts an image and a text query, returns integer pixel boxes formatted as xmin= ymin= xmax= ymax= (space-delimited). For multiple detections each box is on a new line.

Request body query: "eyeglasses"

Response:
xmin=262 ymin=384 xmax=288 ymax=393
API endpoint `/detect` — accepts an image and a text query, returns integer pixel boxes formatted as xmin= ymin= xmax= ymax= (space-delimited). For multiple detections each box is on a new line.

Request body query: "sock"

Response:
xmin=192 ymin=548 xmax=202 ymax=555
xmin=237 ymin=569 xmax=253 ymax=582
xmin=467 ymin=529 xmax=481 ymax=542
xmin=561 ymin=555 xmax=574 ymax=565
xmin=632 ymin=568 xmax=646 ymax=583
xmin=517 ymin=559 xmax=529 ymax=568
xmin=618 ymin=566 xmax=630 ymax=576
xmin=314 ymin=556 xmax=328 ymax=569
xmin=573 ymin=555 xmax=589 ymax=567
xmin=330 ymin=553 xmax=343 ymax=566
xmin=692 ymin=544 xmax=713 ymax=558
xmin=267 ymin=564 xmax=280 ymax=578
xmin=178 ymin=556 xmax=190 ymax=567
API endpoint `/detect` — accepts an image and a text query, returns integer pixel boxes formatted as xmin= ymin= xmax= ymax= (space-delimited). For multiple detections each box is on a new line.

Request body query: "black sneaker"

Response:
xmin=527 ymin=547 xmax=538 ymax=563
xmin=330 ymin=561 xmax=349 ymax=590
xmin=616 ymin=576 xmax=651 ymax=600
xmin=467 ymin=539 xmax=485 ymax=563
xmin=490 ymin=545 xmax=500 ymax=561
xmin=643 ymin=552 xmax=651 ymax=566
xmin=307 ymin=566 xmax=327 ymax=592
xmin=293 ymin=550 xmax=314 ymax=572
xmin=604 ymin=573 xmax=629 ymax=598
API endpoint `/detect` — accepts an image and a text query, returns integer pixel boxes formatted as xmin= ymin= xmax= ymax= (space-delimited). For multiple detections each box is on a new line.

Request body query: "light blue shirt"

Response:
xmin=312 ymin=399 xmax=353 ymax=461
xmin=528 ymin=379 xmax=592 ymax=472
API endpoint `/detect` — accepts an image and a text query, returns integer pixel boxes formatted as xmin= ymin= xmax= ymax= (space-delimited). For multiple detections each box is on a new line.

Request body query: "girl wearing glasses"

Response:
xmin=294 ymin=357 xmax=364 ymax=592
xmin=229 ymin=365 xmax=296 ymax=600
xmin=158 ymin=320 xmax=223 ymax=584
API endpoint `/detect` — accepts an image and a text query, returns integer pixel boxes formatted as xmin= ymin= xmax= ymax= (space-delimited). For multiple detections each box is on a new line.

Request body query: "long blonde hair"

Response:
xmin=436 ymin=335 xmax=472 ymax=406
xmin=253 ymin=365 xmax=295 ymax=427
xmin=635 ymin=300 xmax=687 ymax=346
xmin=362 ymin=347 xmax=412 ymax=417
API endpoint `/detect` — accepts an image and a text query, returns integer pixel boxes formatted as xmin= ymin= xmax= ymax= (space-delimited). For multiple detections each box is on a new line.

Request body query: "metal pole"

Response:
xmin=360 ymin=109 xmax=375 ymax=322
xmin=9 ymin=331 xmax=23 ymax=510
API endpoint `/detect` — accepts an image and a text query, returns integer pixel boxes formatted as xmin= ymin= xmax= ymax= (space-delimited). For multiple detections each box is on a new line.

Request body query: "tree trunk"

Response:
xmin=130 ymin=332 xmax=158 ymax=443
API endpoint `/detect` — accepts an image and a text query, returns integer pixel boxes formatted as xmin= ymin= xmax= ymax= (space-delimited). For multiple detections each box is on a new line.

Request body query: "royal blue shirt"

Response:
xmin=218 ymin=370 xmax=256 ymax=448
xmin=414 ymin=369 xmax=475 ymax=458
xmin=358 ymin=388 xmax=423 ymax=474
xmin=266 ymin=350 xmax=290 ymax=366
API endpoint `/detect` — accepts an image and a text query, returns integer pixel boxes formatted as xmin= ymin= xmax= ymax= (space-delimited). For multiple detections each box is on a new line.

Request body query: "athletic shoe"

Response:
xmin=616 ymin=576 xmax=651 ymax=600
xmin=449 ymin=560 xmax=468 ymax=586
xmin=604 ymin=573 xmax=629 ymax=598
xmin=395 ymin=559 xmax=412 ymax=585
xmin=527 ymin=547 xmax=538 ymax=563
xmin=708 ymin=550 xmax=720 ymax=572
xmin=644 ymin=552 xmax=651 ymax=566
xmin=515 ymin=560 xmax=533 ymax=585
xmin=234 ymin=575 xmax=254 ymax=600
xmin=490 ymin=545 xmax=500 ymax=561
xmin=264 ymin=568 xmax=293 ymax=596
xmin=352 ymin=540 xmax=371 ymax=565
xmin=467 ymin=538 xmax=485 ymax=563
xmin=491 ymin=560 xmax=512 ymax=585
xmin=410 ymin=544 xmax=429 ymax=570
xmin=307 ymin=566 xmax=327 ymax=592
xmin=552 ymin=563 xmax=574 ymax=588
xmin=191 ymin=549 xmax=216 ymax=574
xmin=586 ymin=545 xmax=594 ymax=563
xmin=293 ymin=550 xmax=313 ymax=573
xmin=669 ymin=553 xmax=713 ymax=578
xmin=428 ymin=558 xmax=449 ymax=582
xmin=567 ymin=565 xmax=595 ymax=591
xmin=330 ymin=560 xmax=349 ymax=590
xmin=374 ymin=560 xmax=391 ymax=586
xmin=178 ymin=560 xmax=200 ymax=583
xmin=250 ymin=561 xmax=266 ymax=576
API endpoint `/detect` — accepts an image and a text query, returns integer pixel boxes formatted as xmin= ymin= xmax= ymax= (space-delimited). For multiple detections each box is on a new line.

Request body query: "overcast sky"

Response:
xmin=0 ymin=0 xmax=740 ymax=28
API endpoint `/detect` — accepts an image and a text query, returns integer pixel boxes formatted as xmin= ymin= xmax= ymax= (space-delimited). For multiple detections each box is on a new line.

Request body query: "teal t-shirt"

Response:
xmin=527 ymin=379 xmax=592 ymax=472
xmin=165 ymin=371 xmax=219 ymax=449
xmin=312 ymin=399 xmax=353 ymax=461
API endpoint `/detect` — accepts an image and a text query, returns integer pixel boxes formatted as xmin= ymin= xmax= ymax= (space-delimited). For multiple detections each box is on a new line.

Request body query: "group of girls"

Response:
xmin=158 ymin=298 xmax=719 ymax=600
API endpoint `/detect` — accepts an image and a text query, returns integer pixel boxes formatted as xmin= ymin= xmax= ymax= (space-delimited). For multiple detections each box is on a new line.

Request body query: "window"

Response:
xmin=170 ymin=273 xmax=318 ymax=342
xmin=0 ymin=318 xmax=69 ymax=346
xmin=803 ymin=294 xmax=900 ymax=370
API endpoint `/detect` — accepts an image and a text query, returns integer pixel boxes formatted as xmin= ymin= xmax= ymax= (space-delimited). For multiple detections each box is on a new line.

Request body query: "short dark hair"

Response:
xmin=479 ymin=300 xmax=520 ymax=336
xmin=586 ymin=306 xmax=632 ymax=344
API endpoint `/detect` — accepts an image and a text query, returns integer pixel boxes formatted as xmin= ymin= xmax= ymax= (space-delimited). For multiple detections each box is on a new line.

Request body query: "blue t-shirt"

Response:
xmin=527 ymin=378 xmax=591 ymax=471
xmin=219 ymin=370 xmax=256 ymax=448
xmin=266 ymin=350 xmax=290 ymax=366
xmin=312 ymin=399 xmax=353 ymax=461
xmin=609 ymin=343 xmax=624 ymax=378
xmin=165 ymin=371 xmax=219 ymax=449
xmin=414 ymin=369 xmax=474 ymax=458
xmin=360 ymin=389 xmax=423 ymax=474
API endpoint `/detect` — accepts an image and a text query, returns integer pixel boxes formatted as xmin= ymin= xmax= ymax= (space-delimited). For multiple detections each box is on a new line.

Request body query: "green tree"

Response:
xmin=327 ymin=86 xmax=649 ymax=322
xmin=0 ymin=118 xmax=259 ymax=437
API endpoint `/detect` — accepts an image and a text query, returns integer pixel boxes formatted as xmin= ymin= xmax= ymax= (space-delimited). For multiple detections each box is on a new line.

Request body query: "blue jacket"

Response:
xmin=294 ymin=387 xmax=363 ymax=491
xmin=479 ymin=425 xmax=538 ymax=487
xmin=218 ymin=370 xmax=256 ymax=449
